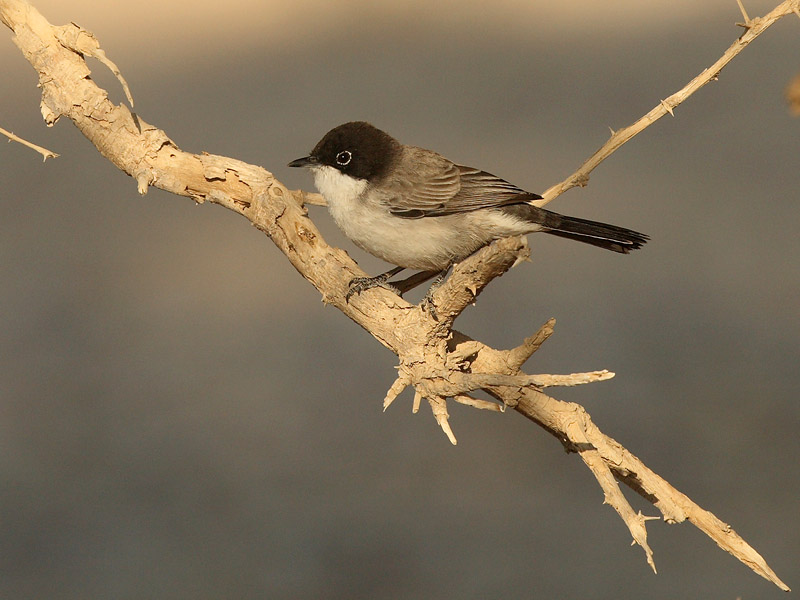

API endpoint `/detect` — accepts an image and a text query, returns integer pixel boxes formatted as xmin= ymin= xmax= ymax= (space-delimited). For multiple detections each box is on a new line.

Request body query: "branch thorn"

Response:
xmin=136 ymin=172 xmax=150 ymax=195
xmin=383 ymin=372 xmax=411 ymax=411
xmin=428 ymin=396 xmax=457 ymax=445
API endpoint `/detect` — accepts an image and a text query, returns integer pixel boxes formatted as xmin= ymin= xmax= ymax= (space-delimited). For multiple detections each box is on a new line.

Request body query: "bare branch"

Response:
xmin=736 ymin=0 xmax=753 ymax=27
xmin=293 ymin=188 xmax=327 ymax=207
xmin=527 ymin=370 xmax=614 ymax=387
xmin=535 ymin=0 xmax=799 ymax=208
xmin=452 ymin=393 xmax=503 ymax=412
xmin=1 ymin=124 xmax=58 ymax=159
xmin=427 ymin=395 xmax=457 ymax=445
xmin=497 ymin=383 xmax=789 ymax=590
xmin=504 ymin=317 xmax=556 ymax=370
xmin=572 ymin=422 xmax=658 ymax=573
xmin=430 ymin=236 xmax=530 ymax=325
xmin=53 ymin=21 xmax=134 ymax=107
xmin=383 ymin=371 xmax=412 ymax=411
xmin=0 ymin=0 xmax=791 ymax=591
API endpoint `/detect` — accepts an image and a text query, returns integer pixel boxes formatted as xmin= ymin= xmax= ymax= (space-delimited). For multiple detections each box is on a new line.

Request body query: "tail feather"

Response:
xmin=506 ymin=204 xmax=649 ymax=254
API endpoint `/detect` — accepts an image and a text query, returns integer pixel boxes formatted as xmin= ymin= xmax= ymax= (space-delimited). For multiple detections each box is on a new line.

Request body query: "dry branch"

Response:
xmin=1 ymin=124 xmax=58 ymax=159
xmin=0 ymin=0 xmax=791 ymax=591
xmin=535 ymin=0 xmax=800 ymax=208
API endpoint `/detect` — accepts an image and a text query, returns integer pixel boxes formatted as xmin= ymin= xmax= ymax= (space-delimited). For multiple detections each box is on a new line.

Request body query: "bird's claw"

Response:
xmin=345 ymin=276 xmax=402 ymax=302
xmin=419 ymin=293 xmax=439 ymax=320
xmin=417 ymin=268 xmax=449 ymax=320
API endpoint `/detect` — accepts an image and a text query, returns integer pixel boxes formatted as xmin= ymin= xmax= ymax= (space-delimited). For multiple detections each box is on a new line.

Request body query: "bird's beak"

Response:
xmin=288 ymin=156 xmax=317 ymax=168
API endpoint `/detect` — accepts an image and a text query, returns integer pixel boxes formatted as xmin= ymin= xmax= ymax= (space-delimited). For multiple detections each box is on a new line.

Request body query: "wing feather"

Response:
xmin=380 ymin=147 xmax=540 ymax=218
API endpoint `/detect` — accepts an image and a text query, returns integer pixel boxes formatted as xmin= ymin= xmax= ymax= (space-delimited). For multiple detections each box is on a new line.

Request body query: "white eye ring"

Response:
xmin=336 ymin=150 xmax=352 ymax=166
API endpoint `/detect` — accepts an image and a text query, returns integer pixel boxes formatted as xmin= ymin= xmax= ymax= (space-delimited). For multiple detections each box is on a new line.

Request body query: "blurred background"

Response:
xmin=1 ymin=1 xmax=798 ymax=597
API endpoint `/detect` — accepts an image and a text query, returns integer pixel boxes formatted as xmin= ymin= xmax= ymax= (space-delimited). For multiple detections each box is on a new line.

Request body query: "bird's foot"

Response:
xmin=418 ymin=269 xmax=449 ymax=320
xmin=345 ymin=267 xmax=405 ymax=302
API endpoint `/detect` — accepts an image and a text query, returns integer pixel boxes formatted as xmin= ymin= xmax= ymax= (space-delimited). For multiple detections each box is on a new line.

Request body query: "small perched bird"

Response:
xmin=289 ymin=121 xmax=648 ymax=299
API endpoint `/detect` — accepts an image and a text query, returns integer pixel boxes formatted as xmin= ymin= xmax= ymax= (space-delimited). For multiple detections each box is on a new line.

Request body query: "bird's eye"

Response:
xmin=336 ymin=150 xmax=352 ymax=166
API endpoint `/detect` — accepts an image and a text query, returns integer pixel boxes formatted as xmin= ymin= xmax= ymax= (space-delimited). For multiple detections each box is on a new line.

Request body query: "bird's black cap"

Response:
xmin=288 ymin=121 xmax=401 ymax=181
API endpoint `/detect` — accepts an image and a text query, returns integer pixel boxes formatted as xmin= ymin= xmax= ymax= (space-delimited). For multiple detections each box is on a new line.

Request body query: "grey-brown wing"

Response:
xmin=383 ymin=148 xmax=539 ymax=218
xmin=380 ymin=147 xmax=462 ymax=217
xmin=443 ymin=166 xmax=539 ymax=214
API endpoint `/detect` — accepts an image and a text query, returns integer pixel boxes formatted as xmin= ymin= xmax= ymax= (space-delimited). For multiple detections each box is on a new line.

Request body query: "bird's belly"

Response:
xmin=347 ymin=213 xmax=478 ymax=270
xmin=332 ymin=205 xmax=529 ymax=271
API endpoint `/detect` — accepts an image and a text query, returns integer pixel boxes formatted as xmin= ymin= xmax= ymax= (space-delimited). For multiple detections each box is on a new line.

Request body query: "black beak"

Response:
xmin=288 ymin=156 xmax=317 ymax=168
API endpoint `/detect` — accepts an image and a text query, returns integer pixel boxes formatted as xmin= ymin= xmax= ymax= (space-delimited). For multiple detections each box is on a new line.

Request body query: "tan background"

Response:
xmin=2 ymin=1 xmax=798 ymax=597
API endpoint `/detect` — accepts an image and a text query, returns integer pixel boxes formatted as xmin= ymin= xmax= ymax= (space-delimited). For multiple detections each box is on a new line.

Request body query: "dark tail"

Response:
xmin=506 ymin=204 xmax=649 ymax=254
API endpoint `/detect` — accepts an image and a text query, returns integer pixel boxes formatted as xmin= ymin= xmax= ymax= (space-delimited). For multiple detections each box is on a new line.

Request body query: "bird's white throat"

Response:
xmin=311 ymin=165 xmax=389 ymax=262
xmin=311 ymin=165 xmax=368 ymax=212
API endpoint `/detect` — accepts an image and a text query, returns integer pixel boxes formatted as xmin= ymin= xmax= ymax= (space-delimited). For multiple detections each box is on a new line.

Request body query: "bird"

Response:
xmin=288 ymin=121 xmax=648 ymax=301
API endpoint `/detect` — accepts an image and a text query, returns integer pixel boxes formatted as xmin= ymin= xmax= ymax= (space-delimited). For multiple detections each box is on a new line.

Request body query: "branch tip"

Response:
xmin=640 ymin=512 xmax=661 ymax=523
xmin=136 ymin=173 xmax=150 ymax=195
xmin=412 ymin=390 xmax=422 ymax=413
xmin=383 ymin=373 xmax=410 ymax=411
xmin=505 ymin=317 xmax=557 ymax=369
xmin=428 ymin=396 xmax=457 ymax=445
xmin=1 ymin=125 xmax=59 ymax=160
xmin=528 ymin=370 xmax=614 ymax=387
xmin=54 ymin=22 xmax=135 ymax=107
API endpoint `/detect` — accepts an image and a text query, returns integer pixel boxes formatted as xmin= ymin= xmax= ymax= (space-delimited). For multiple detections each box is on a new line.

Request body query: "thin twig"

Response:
xmin=505 ymin=317 xmax=557 ymax=370
xmin=53 ymin=22 xmax=135 ymax=107
xmin=535 ymin=1 xmax=797 ymax=208
xmin=736 ymin=0 xmax=753 ymax=25
xmin=1 ymin=125 xmax=58 ymax=160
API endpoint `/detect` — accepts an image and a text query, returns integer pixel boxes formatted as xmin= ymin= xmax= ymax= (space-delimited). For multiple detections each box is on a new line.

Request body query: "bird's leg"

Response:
xmin=419 ymin=267 xmax=451 ymax=320
xmin=393 ymin=269 xmax=441 ymax=295
xmin=346 ymin=266 xmax=406 ymax=302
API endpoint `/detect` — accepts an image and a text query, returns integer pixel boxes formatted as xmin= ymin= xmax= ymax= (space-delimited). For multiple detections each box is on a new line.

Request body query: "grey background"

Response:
xmin=1 ymin=1 xmax=798 ymax=597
